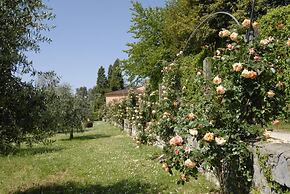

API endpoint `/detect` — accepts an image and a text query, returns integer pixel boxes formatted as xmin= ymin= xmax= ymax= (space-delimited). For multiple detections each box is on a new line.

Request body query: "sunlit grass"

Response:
xmin=0 ymin=122 xmax=217 ymax=194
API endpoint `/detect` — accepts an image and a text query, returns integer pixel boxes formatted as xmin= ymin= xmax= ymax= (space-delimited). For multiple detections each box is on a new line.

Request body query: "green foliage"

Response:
xmin=124 ymin=0 xmax=290 ymax=87
xmin=179 ymin=50 xmax=207 ymax=103
xmin=259 ymin=4 xmax=290 ymax=39
xmin=0 ymin=0 xmax=54 ymax=154
xmin=157 ymin=63 xmax=181 ymax=142
xmin=108 ymin=59 xmax=125 ymax=91
xmin=162 ymin=19 xmax=288 ymax=193
xmin=94 ymin=66 xmax=108 ymax=117
xmin=124 ymin=1 xmax=167 ymax=88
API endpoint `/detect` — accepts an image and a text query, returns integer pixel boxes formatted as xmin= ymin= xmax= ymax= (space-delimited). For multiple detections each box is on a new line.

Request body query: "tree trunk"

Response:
xmin=69 ymin=129 xmax=74 ymax=140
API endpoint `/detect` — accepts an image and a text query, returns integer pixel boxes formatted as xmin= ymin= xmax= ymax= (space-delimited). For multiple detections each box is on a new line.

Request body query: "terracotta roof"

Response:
xmin=105 ymin=86 xmax=145 ymax=97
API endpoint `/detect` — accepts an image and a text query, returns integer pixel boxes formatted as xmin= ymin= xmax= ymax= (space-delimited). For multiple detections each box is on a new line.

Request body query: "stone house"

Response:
xmin=105 ymin=86 xmax=145 ymax=105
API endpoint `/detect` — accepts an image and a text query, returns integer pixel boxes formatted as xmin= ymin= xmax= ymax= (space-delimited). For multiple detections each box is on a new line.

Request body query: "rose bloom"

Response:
xmin=189 ymin=129 xmax=198 ymax=136
xmin=216 ymin=85 xmax=226 ymax=95
xmin=272 ymin=119 xmax=280 ymax=126
xmin=249 ymin=70 xmax=257 ymax=79
xmin=268 ymin=36 xmax=274 ymax=43
xmin=287 ymin=39 xmax=290 ymax=47
xmin=213 ymin=75 xmax=222 ymax=85
xmin=196 ymin=71 xmax=202 ymax=76
xmin=230 ymin=32 xmax=238 ymax=41
xmin=152 ymin=110 xmax=156 ymax=114
xmin=267 ymin=90 xmax=275 ymax=98
xmin=241 ymin=69 xmax=257 ymax=79
xmin=162 ymin=163 xmax=170 ymax=172
xmin=260 ymin=39 xmax=270 ymax=46
xmin=249 ymin=48 xmax=255 ymax=55
xmin=254 ymin=55 xmax=261 ymax=62
xmin=227 ymin=44 xmax=235 ymax=50
xmin=242 ymin=19 xmax=251 ymax=28
xmin=175 ymin=149 xmax=180 ymax=155
xmin=203 ymin=132 xmax=215 ymax=142
xmin=184 ymin=159 xmax=196 ymax=169
xmin=180 ymin=174 xmax=188 ymax=181
xmin=218 ymin=29 xmax=231 ymax=37
xmin=215 ymin=137 xmax=226 ymax=146
xmin=187 ymin=113 xmax=197 ymax=121
xmin=263 ymin=130 xmax=271 ymax=139
xmin=184 ymin=146 xmax=191 ymax=153
xmin=169 ymin=135 xmax=183 ymax=146
xmin=232 ymin=63 xmax=243 ymax=72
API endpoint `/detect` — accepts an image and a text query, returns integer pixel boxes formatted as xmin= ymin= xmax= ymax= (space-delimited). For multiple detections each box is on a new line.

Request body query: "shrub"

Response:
xmin=163 ymin=18 xmax=289 ymax=193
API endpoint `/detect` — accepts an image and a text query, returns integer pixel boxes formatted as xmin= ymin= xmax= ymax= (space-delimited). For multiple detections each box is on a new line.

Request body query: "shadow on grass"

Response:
xmin=60 ymin=134 xmax=111 ymax=141
xmin=11 ymin=146 xmax=64 ymax=156
xmin=13 ymin=180 xmax=165 ymax=194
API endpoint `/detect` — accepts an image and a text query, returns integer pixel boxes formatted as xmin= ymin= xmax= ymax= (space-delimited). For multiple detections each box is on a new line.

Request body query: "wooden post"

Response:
xmin=203 ymin=57 xmax=212 ymax=97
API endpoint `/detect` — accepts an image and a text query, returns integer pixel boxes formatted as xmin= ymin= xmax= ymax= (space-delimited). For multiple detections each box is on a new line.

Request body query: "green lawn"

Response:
xmin=0 ymin=122 xmax=216 ymax=194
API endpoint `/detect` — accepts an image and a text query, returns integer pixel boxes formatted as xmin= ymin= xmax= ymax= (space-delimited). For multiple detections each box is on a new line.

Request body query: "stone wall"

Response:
xmin=253 ymin=143 xmax=290 ymax=194
xmin=108 ymin=120 xmax=290 ymax=193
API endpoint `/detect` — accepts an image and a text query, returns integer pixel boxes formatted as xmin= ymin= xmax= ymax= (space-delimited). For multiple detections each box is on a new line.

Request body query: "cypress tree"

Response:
xmin=109 ymin=59 xmax=124 ymax=91
xmin=94 ymin=66 xmax=108 ymax=112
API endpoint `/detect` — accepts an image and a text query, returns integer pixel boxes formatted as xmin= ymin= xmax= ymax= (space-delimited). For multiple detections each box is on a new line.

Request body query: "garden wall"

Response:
xmin=253 ymin=143 xmax=290 ymax=194
xmin=111 ymin=120 xmax=290 ymax=193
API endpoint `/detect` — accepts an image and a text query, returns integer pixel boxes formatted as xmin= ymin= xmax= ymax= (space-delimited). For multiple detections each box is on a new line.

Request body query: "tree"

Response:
xmin=0 ymin=0 xmax=54 ymax=154
xmin=94 ymin=66 xmax=108 ymax=110
xmin=55 ymin=84 xmax=83 ymax=140
xmin=124 ymin=0 xmax=290 ymax=88
xmin=107 ymin=65 xmax=113 ymax=89
xmin=108 ymin=59 xmax=124 ymax=91
xmin=75 ymin=86 xmax=92 ymax=124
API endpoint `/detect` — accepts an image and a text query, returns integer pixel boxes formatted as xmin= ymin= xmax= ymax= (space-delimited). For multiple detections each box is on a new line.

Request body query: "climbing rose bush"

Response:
xmin=163 ymin=19 xmax=288 ymax=193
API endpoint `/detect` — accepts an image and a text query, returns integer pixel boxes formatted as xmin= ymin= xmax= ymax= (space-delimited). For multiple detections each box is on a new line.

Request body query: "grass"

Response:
xmin=0 ymin=122 xmax=217 ymax=194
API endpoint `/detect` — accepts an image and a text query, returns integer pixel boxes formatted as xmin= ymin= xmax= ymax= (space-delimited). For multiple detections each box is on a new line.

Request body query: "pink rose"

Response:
xmin=175 ymin=149 xmax=180 ymax=155
xmin=227 ymin=44 xmax=235 ymax=50
xmin=184 ymin=159 xmax=196 ymax=168
xmin=213 ymin=75 xmax=222 ymax=85
xmin=216 ymin=85 xmax=225 ymax=95
xmin=230 ymin=32 xmax=238 ymax=41
xmin=184 ymin=146 xmax=191 ymax=153
xmin=254 ymin=55 xmax=261 ymax=62
xmin=242 ymin=19 xmax=251 ymax=28
xmin=169 ymin=135 xmax=183 ymax=146
xmin=219 ymin=30 xmax=231 ymax=38
xmin=249 ymin=71 xmax=257 ymax=79
xmin=232 ymin=63 xmax=243 ymax=72
xmin=241 ymin=69 xmax=257 ymax=79
xmin=248 ymin=48 xmax=255 ymax=55
xmin=215 ymin=137 xmax=226 ymax=146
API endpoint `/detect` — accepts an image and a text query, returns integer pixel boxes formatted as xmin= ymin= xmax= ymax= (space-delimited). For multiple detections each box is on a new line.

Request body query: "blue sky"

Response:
xmin=29 ymin=0 xmax=165 ymax=90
